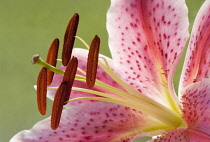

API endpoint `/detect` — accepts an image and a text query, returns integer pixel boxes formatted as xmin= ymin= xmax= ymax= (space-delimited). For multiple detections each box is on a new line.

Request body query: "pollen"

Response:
xmin=51 ymin=82 xmax=67 ymax=130
xmin=62 ymin=57 xmax=78 ymax=105
xmin=46 ymin=38 xmax=59 ymax=85
xmin=36 ymin=67 xmax=47 ymax=115
xmin=86 ymin=35 xmax=100 ymax=88
xmin=62 ymin=13 xmax=79 ymax=66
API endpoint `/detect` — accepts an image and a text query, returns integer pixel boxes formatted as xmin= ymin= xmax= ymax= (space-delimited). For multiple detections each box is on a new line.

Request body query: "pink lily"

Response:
xmin=10 ymin=0 xmax=210 ymax=141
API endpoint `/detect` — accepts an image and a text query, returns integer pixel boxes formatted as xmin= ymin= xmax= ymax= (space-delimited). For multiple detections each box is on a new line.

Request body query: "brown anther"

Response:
xmin=51 ymin=82 xmax=67 ymax=130
xmin=51 ymin=57 xmax=78 ymax=129
xmin=86 ymin=35 xmax=100 ymax=88
xmin=62 ymin=57 xmax=78 ymax=105
xmin=36 ymin=68 xmax=47 ymax=115
xmin=31 ymin=54 xmax=40 ymax=64
xmin=46 ymin=38 xmax=59 ymax=85
xmin=62 ymin=13 xmax=79 ymax=66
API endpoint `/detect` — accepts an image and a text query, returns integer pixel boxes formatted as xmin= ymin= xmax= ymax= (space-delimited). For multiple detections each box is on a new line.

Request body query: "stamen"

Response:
xmin=77 ymin=67 xmax=86 ymax=75
xmin=46 ymin=38 xmax=59 ymax=85
xmin=36 ymin=68 xmax=47 ymax=115
xmin=51 ymin=82 xmax=67 ymax=130
xmin=56 ymin=59 xmax=62 ymax=62
xmin=62 ymin=13 xmax=79 ymax=66
xmin=86 ymin=35 xmax=100 ymax=88
xmin=75 ymin=36 xmax=90 ymax=49
xmin=62 ymin=57 xmax=78 ymax=105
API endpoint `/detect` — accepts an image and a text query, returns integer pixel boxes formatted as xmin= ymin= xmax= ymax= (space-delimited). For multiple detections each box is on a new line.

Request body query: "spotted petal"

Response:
xmin=149 ymin=128 xmax=210 ymax=142
xmin=10 ymin=103 xmax=162 ymax=142
xmin=179 ymin=0 xmax=210 ymax=91
xmin=149 ymin=78 xmax=210 ymax=142
xmin=10 ymin=102 xmax=159 ymax=142
xmin=181 ymin=78 xmax=210 ymax=137
xmin=107 ymin=0 xmax=189 ymax=107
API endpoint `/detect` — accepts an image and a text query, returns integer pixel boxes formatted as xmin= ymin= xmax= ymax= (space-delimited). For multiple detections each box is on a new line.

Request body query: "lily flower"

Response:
xmin=10 ymin=0 xmax=210 ymax=141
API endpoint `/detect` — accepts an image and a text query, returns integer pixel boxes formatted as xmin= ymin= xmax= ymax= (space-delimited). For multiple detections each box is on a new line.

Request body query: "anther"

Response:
xmin=86 ymin=35 xmax=100 ymax=88
xmin=31 ymin=54 xmax=40 ymax=64
xmin=46 ymin=38 xmax=59 ymax=85
xmin=36 ymin=68 xmax=47 ymax=115
xmin=62 ymin=57 xmax=78 ymax=105
xmin=51 ymin=82 xmax=67 ymax=130
xmin=62 ymin=13 xmax=79 ymax=66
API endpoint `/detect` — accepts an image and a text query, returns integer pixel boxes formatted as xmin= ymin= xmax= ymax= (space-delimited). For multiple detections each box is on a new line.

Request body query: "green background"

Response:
xmin=0 ymin=0 xmax=205 ymax=141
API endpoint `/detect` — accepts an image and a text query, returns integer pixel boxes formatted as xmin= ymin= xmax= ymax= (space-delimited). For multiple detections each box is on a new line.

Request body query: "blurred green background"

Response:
xmin=0 ymin=0 xmax=205 ymax=141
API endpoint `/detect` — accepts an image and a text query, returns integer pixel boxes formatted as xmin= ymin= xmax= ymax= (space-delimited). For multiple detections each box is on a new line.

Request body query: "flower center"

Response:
xmin=32 ymin=13 xmax=185 ymax=130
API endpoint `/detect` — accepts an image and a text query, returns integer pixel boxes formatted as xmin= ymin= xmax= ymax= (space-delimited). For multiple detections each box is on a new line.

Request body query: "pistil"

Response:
xmin=32 ymin=55 xmax=64 ymax=75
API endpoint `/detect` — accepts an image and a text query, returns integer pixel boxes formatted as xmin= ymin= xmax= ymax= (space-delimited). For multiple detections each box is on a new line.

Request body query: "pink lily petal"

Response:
xmin=47 ymin=48 xmax=125 ymax=107
xmin=147 ymin=78 xmax=210 ymax=142
xmin=10 ymin=101 xmax=162 ymax=142
xmin=107 ymin=0 xmax=189 ymax=105
xmin=180 ymin=0 xmax=210 ymax=91
xmin=149 ymin=128 xmax=210 ymax=142
xmin=181 ymin=78 xmax=210 ymax=137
